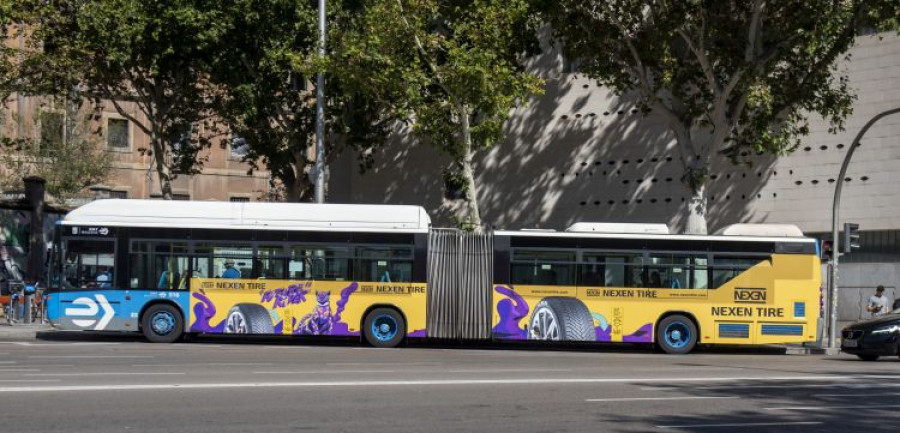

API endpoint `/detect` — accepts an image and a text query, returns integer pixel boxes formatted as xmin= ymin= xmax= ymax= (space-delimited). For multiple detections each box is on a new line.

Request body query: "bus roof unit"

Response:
xmin=62 ymin=199 xmax=432 ymax=232
xmin=717 ymin=224 xmax=805 ymax=238
xmin=565 ymin=222 xmax=670 ymax=234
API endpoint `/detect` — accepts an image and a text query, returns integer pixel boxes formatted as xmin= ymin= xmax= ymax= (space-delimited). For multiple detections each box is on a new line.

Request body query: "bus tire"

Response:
xmin=363 ymin=307 xmax=405 ymax=348
xmin=141 ymin=303 xmax=184 ymax=343
xmin=656 ymin=315 xmax=698 ymax=354
xmin=527 ymin=298 xmax=594 ymax=342
xmin=225 ymin=304 xmax=274 ymax=334
xmin=856 ymin=354 xmax=879 ymax=361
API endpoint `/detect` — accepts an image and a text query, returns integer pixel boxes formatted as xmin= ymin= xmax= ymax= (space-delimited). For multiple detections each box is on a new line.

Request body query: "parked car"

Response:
xmin=841 ymin=308 xmax=900 ymax=361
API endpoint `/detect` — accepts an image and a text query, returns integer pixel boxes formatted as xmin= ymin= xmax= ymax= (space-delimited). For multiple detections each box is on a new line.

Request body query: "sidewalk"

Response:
xmin=0 ymin=323 xmax=54 ymax=341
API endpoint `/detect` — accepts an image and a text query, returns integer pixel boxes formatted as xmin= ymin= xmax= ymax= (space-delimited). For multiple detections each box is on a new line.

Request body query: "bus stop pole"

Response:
xmin=313 ymin=0 xmax=326 ymax=204
xmin=828 ymin=107 xmax=900 ymax=353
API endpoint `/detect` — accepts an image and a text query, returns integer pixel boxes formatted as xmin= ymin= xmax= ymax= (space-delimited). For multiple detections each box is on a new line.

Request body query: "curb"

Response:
xmin=0 ymin=324 xmax=55 ymax=342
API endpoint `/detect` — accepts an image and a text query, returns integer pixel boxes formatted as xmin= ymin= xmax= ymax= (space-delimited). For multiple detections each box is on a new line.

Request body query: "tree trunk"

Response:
xmin=151 ymin=131 xmax=173 ymax=200
xmin=283 ymin=149 xmax=313 ymax=202
xmin=458 ymin=104 xmax=482 ymax=230
xmin=685 ymin=182 xmax=708 ymax=235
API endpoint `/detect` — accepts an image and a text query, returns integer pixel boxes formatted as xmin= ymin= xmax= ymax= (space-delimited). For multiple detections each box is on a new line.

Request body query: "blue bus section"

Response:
xmin=48 ymin=290 xmax=190 ymax=332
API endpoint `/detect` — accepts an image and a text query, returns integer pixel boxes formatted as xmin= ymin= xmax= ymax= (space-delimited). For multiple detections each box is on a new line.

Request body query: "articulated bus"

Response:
xmin=46 ymin=200 xmax=821 ymax=353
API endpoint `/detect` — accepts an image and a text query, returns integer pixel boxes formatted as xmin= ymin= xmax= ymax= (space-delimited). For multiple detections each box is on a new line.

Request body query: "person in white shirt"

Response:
xmin=866 ymin=285 xmax=890 ymax=317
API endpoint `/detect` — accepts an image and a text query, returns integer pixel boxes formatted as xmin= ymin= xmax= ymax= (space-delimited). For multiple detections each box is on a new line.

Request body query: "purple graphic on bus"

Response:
xmin=492 ymin=285 xmax=529 ymax=339
xmin=191 ymin=289 xmax=225 ymax=333
xmin=623 ymin=323 xmax=653 ymax=343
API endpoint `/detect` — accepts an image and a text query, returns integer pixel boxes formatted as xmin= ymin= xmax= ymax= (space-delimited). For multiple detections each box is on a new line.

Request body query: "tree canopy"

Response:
xmin=348 ymin=0 xmax=544 ymax=228
xmin=27 ymin=0 xmax=227 ymax=199
xmin=541 ymin=0 xmax=900 ymax=233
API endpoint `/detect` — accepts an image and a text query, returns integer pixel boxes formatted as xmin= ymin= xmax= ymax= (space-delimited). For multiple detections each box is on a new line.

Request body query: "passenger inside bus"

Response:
xmin=221 ymin=259 xmax=241 ymax=279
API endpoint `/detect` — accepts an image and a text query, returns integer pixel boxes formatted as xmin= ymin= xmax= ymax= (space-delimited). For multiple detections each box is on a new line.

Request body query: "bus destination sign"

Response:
xmin=69 ymin=226 xmax=115 ymax=237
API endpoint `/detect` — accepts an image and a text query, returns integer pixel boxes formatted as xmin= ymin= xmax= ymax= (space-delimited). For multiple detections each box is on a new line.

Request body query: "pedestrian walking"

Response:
xmin=866 ymin=285 xmax=890 ymax=317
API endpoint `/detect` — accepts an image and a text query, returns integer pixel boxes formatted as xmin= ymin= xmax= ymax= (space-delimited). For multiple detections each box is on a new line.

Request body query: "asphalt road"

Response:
xmin=0 ymin=335 xmax=898 ymax=433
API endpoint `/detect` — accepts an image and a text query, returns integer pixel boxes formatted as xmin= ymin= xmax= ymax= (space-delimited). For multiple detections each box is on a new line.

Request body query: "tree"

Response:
xmin=541 ymin=0 xmax=900 ymax=233
xmin=0 ymin=99 xmax=111 ymax=202
xmin=209 ymin=0 xmax=408 ymax=202
xmin=352 ymin=0 xmax=544 ymax=229
xmin=29 ymin=0 xmax=226 ymax=199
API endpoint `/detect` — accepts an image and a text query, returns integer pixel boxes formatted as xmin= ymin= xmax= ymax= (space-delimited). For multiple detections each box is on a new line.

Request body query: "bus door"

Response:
xmin=56 ymin=235 xmax=130 ymax=331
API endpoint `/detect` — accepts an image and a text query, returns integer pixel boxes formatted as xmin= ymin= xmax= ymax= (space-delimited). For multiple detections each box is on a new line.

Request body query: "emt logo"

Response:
xmin=65 ymin=295 xmax=115 ymax=330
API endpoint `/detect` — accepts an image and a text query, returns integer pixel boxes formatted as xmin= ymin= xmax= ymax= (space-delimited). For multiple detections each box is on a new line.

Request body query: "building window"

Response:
xmin=109 ymin=190 xmax=128 ymax=199
xmin=107 ymin=118 xmax=130 ymax=149
xmin=230 ymin=135 xmax=249 ymax=160
xmin=230 ymin=196 xmax=250 ymax=202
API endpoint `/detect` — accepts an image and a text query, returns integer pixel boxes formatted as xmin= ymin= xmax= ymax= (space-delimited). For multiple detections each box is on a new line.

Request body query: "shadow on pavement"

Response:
xmin=36 ymin=329 xmax=794 ymax=356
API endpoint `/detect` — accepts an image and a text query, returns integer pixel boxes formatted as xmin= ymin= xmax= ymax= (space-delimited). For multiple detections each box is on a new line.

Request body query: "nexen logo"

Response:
xmin=64 ymin=295 xmax=115 ymax=330
xmin=734 ymin=288 xmax=767 ymax=303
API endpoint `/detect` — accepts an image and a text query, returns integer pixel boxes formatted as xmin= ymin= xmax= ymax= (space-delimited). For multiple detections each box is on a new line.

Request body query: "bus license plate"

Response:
xmin=843 ymin=339 xmax=858 ymax=348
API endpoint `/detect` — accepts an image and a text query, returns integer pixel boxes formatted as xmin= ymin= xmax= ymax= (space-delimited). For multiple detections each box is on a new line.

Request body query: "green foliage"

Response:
xmin=209 ymin=0 xmax=409 ymax=201
xmin=541 ymin=0 xmax=898 ymax=170
xmin=348 ymin=0 xmax=543 ymax=224
xmin=0 ymin=101 xmax=111 ymax=202
xmin=24 ymin=0 xmax=227 ymax=198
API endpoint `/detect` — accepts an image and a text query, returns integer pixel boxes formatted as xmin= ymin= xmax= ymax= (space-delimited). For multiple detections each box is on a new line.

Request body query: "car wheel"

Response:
xmin=856 ymin=354 xmax=879 ymax=361
xmin=656 ymin=315 xmax=698 ymax=354
xmin=363 ymin=307 xmax=405 ymax=348
xmin=527 ymin=298 xmax=595 ymax=342
xmin=141 ymin=303 xmax=184 ymax=343
xmin=225 ymin=304 xmax=274 ymax=334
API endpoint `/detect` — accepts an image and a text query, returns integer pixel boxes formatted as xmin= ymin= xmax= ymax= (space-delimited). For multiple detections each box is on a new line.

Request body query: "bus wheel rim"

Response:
xmin=226 ymin=312 xmax=247 ymax=334
xmin=664 ymin=322 xmax=690 ymax=349
xmin=530 ymin=307 xmax=559 ymax=340
xmin=150 ymin=311 xmax=176 ymax=336
xmin=372 ymin=314 xmax=398 ymax=342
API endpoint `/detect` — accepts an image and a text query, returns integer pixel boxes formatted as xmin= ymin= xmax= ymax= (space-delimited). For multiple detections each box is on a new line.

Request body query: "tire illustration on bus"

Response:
xmin=224 ymin=303 xmax=274 ymax=334
xmin=527 ymin=297 xmax=595 ymax=341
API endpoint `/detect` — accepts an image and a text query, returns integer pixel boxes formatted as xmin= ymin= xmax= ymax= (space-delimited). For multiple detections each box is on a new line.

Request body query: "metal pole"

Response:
xmin=16 ymin=22 xmax=25 ymax=139
xmin=828 ymin=107 xmax=900 ymax=352
xmin=314 ymin=0 xmax=326 ymax=204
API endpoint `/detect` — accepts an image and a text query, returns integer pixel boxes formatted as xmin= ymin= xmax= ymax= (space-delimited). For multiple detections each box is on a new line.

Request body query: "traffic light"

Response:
xmin=842 ymin=223 xmax=860 ymax=254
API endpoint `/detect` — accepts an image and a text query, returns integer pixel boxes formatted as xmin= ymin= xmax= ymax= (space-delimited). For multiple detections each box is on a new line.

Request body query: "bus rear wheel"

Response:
xmin=141 ymin=304 xmax=184 ymax=343
xmin=656 ymin=315 xmax=697 ymax=354
xmin=363 ymin=308 xmax=405 ymax=348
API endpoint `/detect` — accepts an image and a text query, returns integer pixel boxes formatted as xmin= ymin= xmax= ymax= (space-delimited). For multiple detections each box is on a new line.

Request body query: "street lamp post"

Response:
xmin=827 ymin=107 xmax=900 ymax=353
xmin=314 ymin=0 xmax=326 ymax=204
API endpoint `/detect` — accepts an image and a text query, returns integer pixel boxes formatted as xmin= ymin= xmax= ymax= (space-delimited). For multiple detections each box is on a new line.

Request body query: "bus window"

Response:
xmin=63 ymin=239 xmax=115 ymax=289
xmin=353 ymin=246 xmax=413 ymax=283
xmin=711 ymin=257 xmax=765 ymax=288
xmin=289 ymin=245 xmax=350 ymax=281
xmin=646 ymin=254 xmax=708 ymax=289
xmin=510 ymin=250 xmax=576 ymax=286
xmin=129 ymin=241 xmax=189 ymax=290
xmin=194 ymin=244 xmax=253 ymax=279
xmin=579 ymin=253 xmax=643 ymax=287
xmin=256 ymin=246 xmax=287 ymax=279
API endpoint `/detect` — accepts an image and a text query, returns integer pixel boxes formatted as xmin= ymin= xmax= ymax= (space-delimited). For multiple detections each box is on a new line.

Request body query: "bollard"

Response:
xmin=23 ymin=294 xmax=33 ymax=324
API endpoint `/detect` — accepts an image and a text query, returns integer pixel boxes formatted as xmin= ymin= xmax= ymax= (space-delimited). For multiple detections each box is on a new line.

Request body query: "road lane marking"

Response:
xmin=446 ymin=369 xmax=572 ymax=373
xmin=253 ymin=370 xmax=396 ymax=374
xmin=587 ymin=396 xmax=738 ymax=402
xmin=766 ymin=404 xmax=900 ymax=411
xmin=0 ymin=375 xmax=881 ymax=393
xmin=326 ymin=362 xmax=438 ymax=366
xmin=642 ymin=381 xmax=900 ymax=391
xmin=656 ymin=421 xmax=822 ymax=429
xmin=0 ymin=369 xmax=41 ymax=372
xmin=0 ymin=360 xmax=14 ymax=363
xmin=136 ymin=363 xmax=274 ymax=367
xmin=815 ymin=392 xmax=900 ymax=397
xmin=0 ymin=380 xmax=61 ymax=383
xmin=27 ymin=355 xmax=153 ymax=359
xmin=23 ymin=372 xmax=186 ymax=377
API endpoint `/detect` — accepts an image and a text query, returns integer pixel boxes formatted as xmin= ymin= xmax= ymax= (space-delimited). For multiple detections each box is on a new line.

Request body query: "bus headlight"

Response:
xmin=870 ymin=325 xmax=900 ymax=335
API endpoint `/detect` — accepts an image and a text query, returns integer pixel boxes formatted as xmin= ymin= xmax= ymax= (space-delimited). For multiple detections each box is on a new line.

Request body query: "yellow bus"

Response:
xmin=47 ymin=201 xmax=820 ymax=353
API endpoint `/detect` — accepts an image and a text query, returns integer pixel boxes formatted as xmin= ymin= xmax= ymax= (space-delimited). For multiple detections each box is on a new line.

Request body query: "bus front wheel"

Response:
xmin=141 ymin=304 xmax=184 ymax=343
xmin=656 ymin=315 xmax=698 ymax=354
xmin=363 ymin=308 xmax=405 ymax=348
